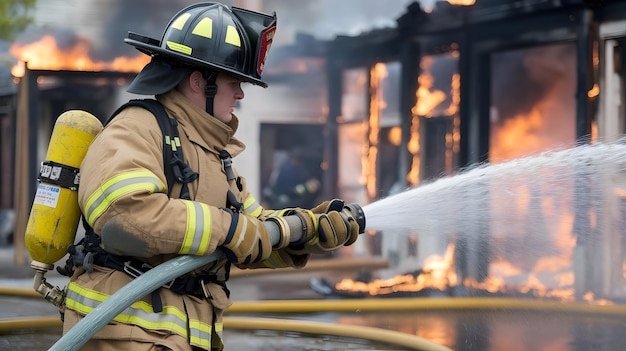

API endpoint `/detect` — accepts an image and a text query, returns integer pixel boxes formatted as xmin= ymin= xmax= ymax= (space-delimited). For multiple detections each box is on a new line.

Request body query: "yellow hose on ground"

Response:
xmin=0 ymin=316 xmax=450 ymax=351
xmin=0 ymin=286 xmax=41 ymax=298
xmin=228 ymin=297 xmax=626 ymax=317
xmin=0 ymin=316 xmax=60 ymax=332
xmin=224 ymin=316 xmax=453 ymax=351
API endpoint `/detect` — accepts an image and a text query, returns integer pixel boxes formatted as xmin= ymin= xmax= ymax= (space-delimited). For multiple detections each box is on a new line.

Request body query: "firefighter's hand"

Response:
xmin=312 ymin=199 xmax=360 ymax=246
xmin=292 ymin=199 xmax=360 ymax=254
xmin=220 ymin=210 xmax=273 ymax=264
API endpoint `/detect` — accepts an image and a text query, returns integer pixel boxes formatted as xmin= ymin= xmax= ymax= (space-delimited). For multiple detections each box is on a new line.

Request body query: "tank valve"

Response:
xmin=31 ymin=261 xmax=66 ymax=311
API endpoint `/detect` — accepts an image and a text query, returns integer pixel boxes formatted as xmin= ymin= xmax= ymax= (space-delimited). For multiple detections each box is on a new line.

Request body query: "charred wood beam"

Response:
xmin=399 ymin=39 xmax=420 ymax=188
xmin=576 ymin=8 xmax=598 ymax=140
xmin=324 ymin=59 xmax=341 ymax=200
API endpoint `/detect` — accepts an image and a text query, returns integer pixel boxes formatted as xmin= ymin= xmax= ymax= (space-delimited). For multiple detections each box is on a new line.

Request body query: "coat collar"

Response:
xmin=157 ymin=89 xmax=245 ymax=157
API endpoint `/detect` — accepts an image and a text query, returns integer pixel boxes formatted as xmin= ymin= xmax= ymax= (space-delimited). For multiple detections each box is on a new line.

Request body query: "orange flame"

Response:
xmin=446 ymin=0 xmax=476 ymax=5
xmin=10 ymin=35 xmax=149 ymax=77
xmin=336 ymin=242 xmax=457 ymax=295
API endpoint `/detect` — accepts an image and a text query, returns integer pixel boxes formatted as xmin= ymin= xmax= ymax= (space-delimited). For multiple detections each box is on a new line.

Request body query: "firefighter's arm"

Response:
xmin=77 ymin=108 xmax=274 ymax=263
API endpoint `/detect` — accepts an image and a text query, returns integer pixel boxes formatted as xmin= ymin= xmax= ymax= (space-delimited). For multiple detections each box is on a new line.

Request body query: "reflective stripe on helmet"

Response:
xmin=166 ymin=41 xmax=192 ymax=55
xmin=179 ymin=200 xmax=212 ymax=255
xmin=224 ymin=25 xmax=241 ymax=47
xmin=192 ymin=18 xmax=213 ymax=38
xmin=83 ymin=169 xmax=165 ymax=227
xmin=171 ymin=13 xmax=191 ymax=30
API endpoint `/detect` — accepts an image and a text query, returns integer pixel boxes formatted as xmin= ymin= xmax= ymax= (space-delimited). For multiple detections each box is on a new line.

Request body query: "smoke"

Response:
xmin=94 ymin=0 xmax=198 ymax=60
xmin=22 ymin=0 xmax=416 ymax=61
xmin=491 ymin=43 xmax=576 ymax=125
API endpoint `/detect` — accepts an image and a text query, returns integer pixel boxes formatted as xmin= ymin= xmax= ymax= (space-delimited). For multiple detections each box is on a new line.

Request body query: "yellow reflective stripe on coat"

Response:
xmin=83 ymin=169 xmax=165 ymax=226
xmin=179 ymin=200 xmax=212 ymax=255
xmin=189 ymin=319 xmax=212 ymax=348
xmin=65 ymin=282 xmax=188 ymax=336
xmin=243 ymin=195 xmax=263 ymax=217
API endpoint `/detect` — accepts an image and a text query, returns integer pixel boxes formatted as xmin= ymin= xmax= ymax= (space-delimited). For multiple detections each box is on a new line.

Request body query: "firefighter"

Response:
xmin=264 ymin=146 xmax=323 ymax=209
xmin=61 ymin=3 xmax=362 ymax=351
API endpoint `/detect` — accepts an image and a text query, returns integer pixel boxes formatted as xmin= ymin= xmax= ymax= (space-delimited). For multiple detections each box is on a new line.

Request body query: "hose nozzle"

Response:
xmin=264 ymin=202 xmax=367 ymax=246
xmin=344 ymin=203 xmax=366 ymax=233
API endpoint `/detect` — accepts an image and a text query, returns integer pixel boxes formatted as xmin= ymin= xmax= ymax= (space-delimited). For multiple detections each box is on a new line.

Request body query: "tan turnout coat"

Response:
xmin=62 ymin=89 xmax=308 ymax=350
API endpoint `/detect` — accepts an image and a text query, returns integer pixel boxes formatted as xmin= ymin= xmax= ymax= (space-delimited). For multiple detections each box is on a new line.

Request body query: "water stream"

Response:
xmin=360 ymin=140 xmax=626 ymax=298
xmin=363 ymin=139 xmax=626 ymax=237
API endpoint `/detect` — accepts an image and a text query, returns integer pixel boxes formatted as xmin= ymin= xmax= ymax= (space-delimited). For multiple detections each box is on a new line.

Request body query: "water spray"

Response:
xmin=361 ymin=140 xmax=626 ymax=236
xmin=357 ymin=140 xmax=626 ymax=300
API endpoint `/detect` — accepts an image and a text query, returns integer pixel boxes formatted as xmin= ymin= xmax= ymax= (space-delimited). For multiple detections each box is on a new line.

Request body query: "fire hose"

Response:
xmin=46 ymin=204 xmax=367 ymax=351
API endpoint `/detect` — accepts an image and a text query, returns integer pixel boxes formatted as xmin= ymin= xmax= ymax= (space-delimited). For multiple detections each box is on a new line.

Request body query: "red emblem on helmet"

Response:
xmin=257 ymin=24 xmax=276 ymax=76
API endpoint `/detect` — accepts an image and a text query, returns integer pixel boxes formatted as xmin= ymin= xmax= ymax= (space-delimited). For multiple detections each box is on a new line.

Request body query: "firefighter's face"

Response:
xmin=213 ymin=73 xmax=245 ymax=123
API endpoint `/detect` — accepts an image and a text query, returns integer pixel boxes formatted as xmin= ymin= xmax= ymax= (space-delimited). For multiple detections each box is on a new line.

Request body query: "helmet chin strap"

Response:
xmin=202 ymin=70 xmax=218 ymax=115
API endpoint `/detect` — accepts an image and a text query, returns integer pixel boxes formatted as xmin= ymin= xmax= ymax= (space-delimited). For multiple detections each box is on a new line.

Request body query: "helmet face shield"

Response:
xmin=124 ymin=2 xmax=277 ymax=88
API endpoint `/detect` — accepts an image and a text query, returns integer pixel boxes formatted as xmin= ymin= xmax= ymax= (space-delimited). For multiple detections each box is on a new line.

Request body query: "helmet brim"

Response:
xmin=125 ymin=36 xmax=269 ymax=88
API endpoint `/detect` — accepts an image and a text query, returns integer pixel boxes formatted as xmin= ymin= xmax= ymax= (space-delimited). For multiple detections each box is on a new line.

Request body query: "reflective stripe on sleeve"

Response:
xmin=243 ymin=195 xmax=263 ymax=218
xmin=179 ymin=200 xmax=211 ymax=255
xmin=84 ymin=169 xmax=165 ymax=226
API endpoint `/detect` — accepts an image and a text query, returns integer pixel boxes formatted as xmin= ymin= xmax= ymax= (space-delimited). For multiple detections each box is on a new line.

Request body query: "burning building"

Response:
xmin=314 ymin=0 xmax=626 ymax=304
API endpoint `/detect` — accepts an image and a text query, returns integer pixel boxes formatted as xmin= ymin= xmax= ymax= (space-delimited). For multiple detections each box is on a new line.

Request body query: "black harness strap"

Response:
xmin=108 ymin=99 xmax=198 ymax=199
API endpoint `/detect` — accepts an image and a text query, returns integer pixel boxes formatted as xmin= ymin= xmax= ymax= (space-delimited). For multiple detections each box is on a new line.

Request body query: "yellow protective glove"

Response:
xmin=312 ymin=199 xmax=360 ymax=246
xmin=221 ymin=210 xmax=273 ymax=264
xmin=289 ymin=199 xmax=360 ymax=254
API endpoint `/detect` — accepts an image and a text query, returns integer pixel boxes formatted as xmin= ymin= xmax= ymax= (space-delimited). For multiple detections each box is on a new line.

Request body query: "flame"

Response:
xmin=407 ymin=52 xmax=461 ymax=186
xmin=336 ymin=242 xmax=457 ymax=295
xmin=412 ymin=56 xmax=446 ymax=118
xmin=365 ymin=63 xmax=387 ymax=200
xmin=447 ymin=0 xmax=476 ymax=5
xmin=10 ymin=35 xmax=149 ymax=77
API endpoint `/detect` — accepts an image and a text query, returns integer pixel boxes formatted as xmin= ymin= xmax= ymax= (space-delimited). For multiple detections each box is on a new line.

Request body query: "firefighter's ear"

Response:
xmin=188 ymin=71 xmax=206 ymax=94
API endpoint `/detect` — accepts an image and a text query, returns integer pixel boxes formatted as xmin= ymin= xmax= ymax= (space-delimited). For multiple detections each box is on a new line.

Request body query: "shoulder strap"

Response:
xmin=107 ymin=99 xmax=198 ymax=199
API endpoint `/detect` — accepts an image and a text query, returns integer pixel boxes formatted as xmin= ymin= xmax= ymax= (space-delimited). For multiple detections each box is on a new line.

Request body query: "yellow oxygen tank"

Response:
xmin=25 ymin=110 xmax=103 ymax=267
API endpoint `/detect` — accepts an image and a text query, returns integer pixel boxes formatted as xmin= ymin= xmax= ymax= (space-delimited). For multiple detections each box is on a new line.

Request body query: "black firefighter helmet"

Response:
xmin=125 ymin=2 xmax=277 ymax=95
